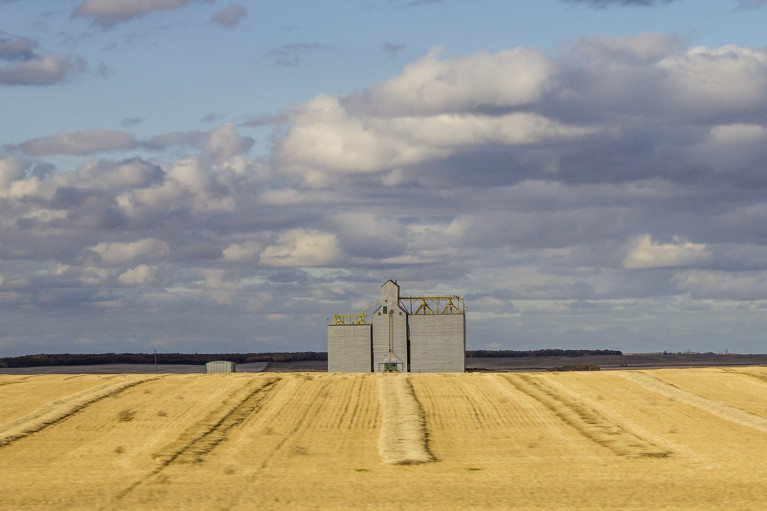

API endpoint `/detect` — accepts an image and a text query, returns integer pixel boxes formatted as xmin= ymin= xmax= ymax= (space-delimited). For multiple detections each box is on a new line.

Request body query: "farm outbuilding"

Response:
xmin=328 ymin=281 xmax=465 ymax=373
xmin=205 ymin=360 xmax=236 ymax=373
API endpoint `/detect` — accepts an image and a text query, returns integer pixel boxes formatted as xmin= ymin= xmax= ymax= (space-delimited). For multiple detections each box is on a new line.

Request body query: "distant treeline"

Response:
xmin=0 ymin=352 xmax=328 ymax=368
xmin=466 ymin=349 xmax=622 ymax=358
xmin=0 ymin=349 xmax=621 ymax=368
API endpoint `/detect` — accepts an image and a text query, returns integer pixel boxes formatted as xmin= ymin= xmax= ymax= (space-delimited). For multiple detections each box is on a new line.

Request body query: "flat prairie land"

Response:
xmin=2 ymin=369 xmax=767 ymax=510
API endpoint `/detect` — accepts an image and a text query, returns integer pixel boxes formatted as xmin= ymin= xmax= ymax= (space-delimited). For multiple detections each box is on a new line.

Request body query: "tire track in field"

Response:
xmin=210 ymin=377 xmax=339 ymax=511
xmin=502 ymin=374 xmax=671 ymax=458
xmin=153 ymin=376 xmax=281 ymax=464
xmin=104 ymin=376 xmax=280 ymax=510
xmin=378 ymin=375 xmax=435 ymax=465
xmin=350 ymin=375 xmax=380 ymax=429
xmin=726 ymin=368 xmax=767 ymax=386
xmin=0 ymin=376 xmax=162 ymax=448
xmin=0 ymin=376 xmax=33 ymax=387
xmin=253 ymin=377 xmax=334 ymax=471
xmin=620 ymin=371 xmax=767 ymax=434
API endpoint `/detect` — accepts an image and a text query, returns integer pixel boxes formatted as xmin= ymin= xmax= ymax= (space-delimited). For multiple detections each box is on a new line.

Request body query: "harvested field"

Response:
xmin=1 ymin=368 xmax=767 ymax=510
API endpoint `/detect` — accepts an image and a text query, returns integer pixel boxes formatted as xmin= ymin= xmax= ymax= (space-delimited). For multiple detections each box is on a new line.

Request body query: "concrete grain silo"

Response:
xmin=328 ymin=280 xmax=465 ymax=373
xmin=327 ymin=322 xmax=372 ymax=372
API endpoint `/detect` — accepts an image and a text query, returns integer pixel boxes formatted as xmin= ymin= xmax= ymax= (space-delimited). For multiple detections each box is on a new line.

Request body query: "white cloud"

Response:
xmin=259 ymin=229 xmax=343 ymax=267
xmin=118 ymin=264 xmax=158 ymax=285
xmin=658 ymin=45 xmax=767 ymax=118
xmin=89 ymin=239 xmax=170 ymax=265
xmin=169 ymin=156 xmax=210 ymax=193
xmin=276 ymin=94 xmax=595 ymax=183
xmin=674 ymin=270 xmax=767 ymax=300
xmin=0 ymin=155 xmax=26 ymax=188
xmin=707 ymin=124 xmax=767 ymax=146
xmin=690 ymin=124 xmax=767 ymax=171
xmin=95 ymin=158 xmax=164 ymax=188
xmin=623 ymin=234 xmax=712 ymax=269
xmin=349 ymin=46 xmax=555 ymax=116
xmin=205 ymin=122 xmax=254 ymax=163
xmin=222 ymin=241 xmax=264 ymax=262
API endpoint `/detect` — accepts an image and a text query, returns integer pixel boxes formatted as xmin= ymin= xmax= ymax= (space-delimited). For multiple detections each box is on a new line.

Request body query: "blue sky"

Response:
xmin=2 ymin=0 xmax=767 ymax=357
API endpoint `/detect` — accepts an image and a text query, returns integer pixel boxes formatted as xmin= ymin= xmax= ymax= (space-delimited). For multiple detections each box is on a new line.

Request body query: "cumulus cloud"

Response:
xmin=117 ymin=264 xmax=159 ymax=285
xmin=88 ymin=238 xmax=170 ymax=265
xmin=0 ymin=155 xmax=27 ymax=188
xmin=0 ymin=33 xmax=85 ymax=86
xmin=259 ymin=229 xmax=343 ymax=267
xmin=276 ymin=95 xmax=594 ymax=184
xmin=210 ymin=3 xmax=246 ymax=28
xmin=222 ymin=241 xmax=264 ymax=262
xmin=204 ymin=122 xmax=254 ymax=163
xmin=90 ymin=158 xmax=164 ymax=188
xmin=72 ymin=0 xmax=207 ymax=28
xmin=274 ymin=36 xmax=767 ymax=188
xmin=623 ymin=235 xmax=712 ymax=269
xmin=5 ymin=35 xmax=767 ymax=354
xmin=350 ymin=46 xmax=555 ymax=116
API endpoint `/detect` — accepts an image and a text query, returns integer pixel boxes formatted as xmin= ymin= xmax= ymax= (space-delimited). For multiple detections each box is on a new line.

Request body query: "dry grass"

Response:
xmin=502 ymin=373 xmax=670 ymax=457
xmin=1 ymin=369 xmax=767 ymax=510
xmin=377 ymin=374 xmax=434 ymax=465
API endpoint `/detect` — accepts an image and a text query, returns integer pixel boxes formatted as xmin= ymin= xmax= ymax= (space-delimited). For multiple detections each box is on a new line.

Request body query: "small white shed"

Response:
xmin=205 ymin=360 xmax=236 ymax=373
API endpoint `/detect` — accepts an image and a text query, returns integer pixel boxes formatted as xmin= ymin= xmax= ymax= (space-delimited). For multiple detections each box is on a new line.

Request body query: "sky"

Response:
xmin=2 ymin=0 xmax=767 ymax=357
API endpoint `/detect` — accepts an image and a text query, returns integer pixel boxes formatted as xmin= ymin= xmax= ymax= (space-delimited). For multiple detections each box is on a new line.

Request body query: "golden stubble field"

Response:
xmin=2 ymin=368 xmax=767 ymax=510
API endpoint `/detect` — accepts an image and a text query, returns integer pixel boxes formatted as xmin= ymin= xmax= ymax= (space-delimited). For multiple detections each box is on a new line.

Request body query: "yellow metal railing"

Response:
xmin=400 ymin=296 xmax=464 ymax=315
xmin=330 ymin=314 xmax=369 ymax=325
xmin=330 ymin=296 xmax=463 ymax=324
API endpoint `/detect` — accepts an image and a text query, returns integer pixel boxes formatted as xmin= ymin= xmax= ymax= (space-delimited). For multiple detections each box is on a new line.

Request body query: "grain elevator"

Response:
xmin=328 ymin=281 xmax=465 ymax=373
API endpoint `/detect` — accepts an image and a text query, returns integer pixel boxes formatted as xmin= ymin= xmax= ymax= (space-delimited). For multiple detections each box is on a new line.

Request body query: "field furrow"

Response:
xmin=378 ymin=375 xmax=434 ymax=465
xmin=308 ymin=374 xmax=358 ymax=429
xmin=620 ymin=371 xmax=767 ymax=434
xmin=502 ymin=373 xmax=671 ymax=458
xmin=0 ymin=374 xmax=138 ymax=424
xmin=101 ymin=376 xmax=281 ymax=509
xmin=0 ymin=375 xmax=160 ymax=448
xmin=152 ymin=376 xmax=280 ymax=464
xmin=0 ymin=375 xmax=31 ymax=387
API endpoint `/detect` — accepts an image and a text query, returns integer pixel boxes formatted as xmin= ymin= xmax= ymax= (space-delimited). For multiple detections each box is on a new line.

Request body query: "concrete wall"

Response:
xmin=409 ymin=314 xmax=465 ymax=373
xmin=372 ymin=307 xmax=409 ymax=372
xmin=327 ymin=324 xmax=372 ymax=372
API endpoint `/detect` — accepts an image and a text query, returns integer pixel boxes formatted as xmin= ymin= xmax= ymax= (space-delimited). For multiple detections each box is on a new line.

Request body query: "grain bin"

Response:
xmin=205 ymin=360 xmax=236 ymax=373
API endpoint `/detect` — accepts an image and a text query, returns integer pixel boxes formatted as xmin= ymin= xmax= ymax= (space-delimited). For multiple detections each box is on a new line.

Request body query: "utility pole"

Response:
xmin=154 ymin=349 xmax=157 ymax=374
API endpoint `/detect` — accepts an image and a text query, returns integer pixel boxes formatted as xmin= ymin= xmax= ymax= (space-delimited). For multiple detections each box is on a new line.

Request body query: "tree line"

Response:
xmin=0 ymin=349 xmax=621 ymax=368
xmin=466 ymin=349 xmax=622 ymax=358
xmin=0 ymin=352 xmax=328 ymax=368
